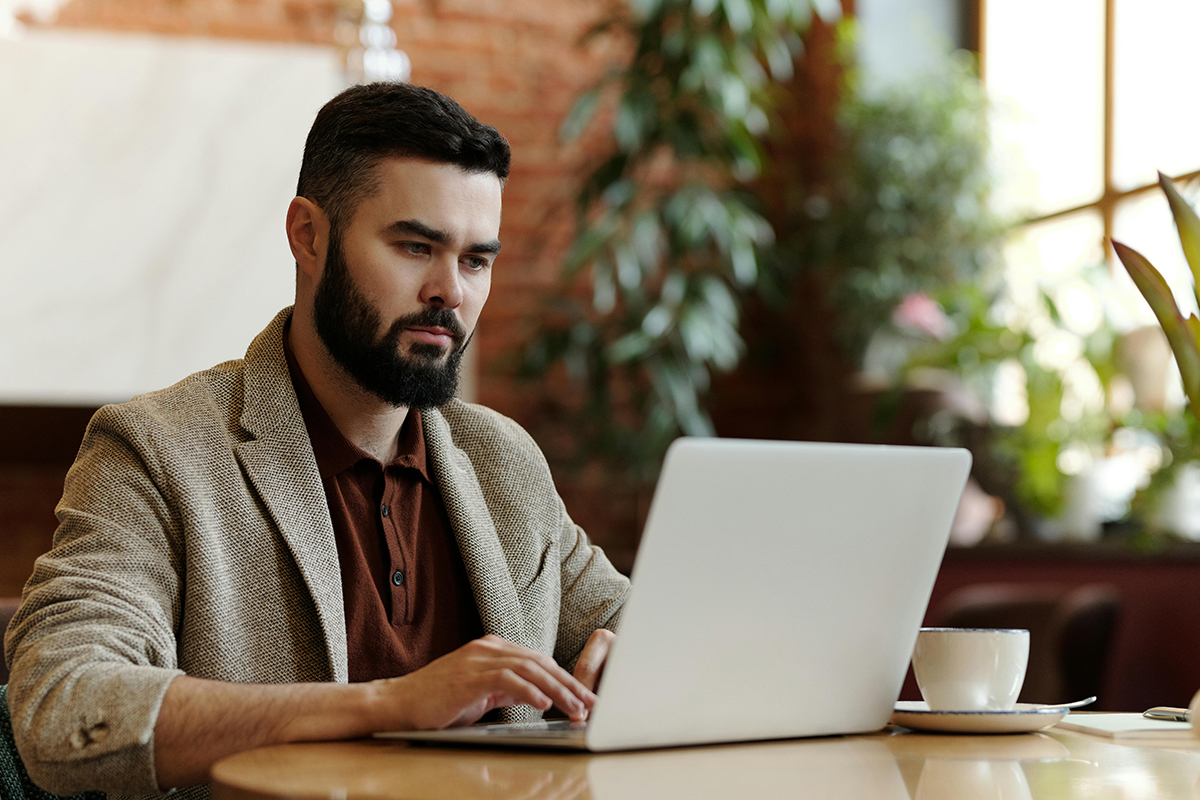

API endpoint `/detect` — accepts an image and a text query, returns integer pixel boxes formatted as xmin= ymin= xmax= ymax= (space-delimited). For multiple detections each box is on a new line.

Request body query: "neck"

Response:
xmin=287 ymin=314 xmax=409 ymax=464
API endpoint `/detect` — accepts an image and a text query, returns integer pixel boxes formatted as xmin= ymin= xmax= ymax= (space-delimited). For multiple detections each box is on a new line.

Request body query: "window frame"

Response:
xmin=978 ymin=0 xmax=1200 ymax=243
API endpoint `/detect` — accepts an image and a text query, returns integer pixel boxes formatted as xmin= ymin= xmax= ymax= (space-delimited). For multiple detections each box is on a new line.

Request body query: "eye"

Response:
xmin=464 ymin=256 xmax=490 ymax=272
xmin=399 ymin=241 xmax=431 ymax=257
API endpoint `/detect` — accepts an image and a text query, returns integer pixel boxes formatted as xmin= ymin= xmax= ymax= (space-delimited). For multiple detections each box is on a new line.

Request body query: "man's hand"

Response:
xmin=572 ymin=629 xmax=616 ymax=693
xmin=377 ymin=634 xmax=597 ymax=730
xmin=154 ymin=634 xmax=606 ymax=788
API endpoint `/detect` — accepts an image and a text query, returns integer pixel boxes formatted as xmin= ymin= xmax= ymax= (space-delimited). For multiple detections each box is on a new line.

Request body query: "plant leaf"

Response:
xmin=720 ymin=0 xmax=753 ymax=33
xmin=607 ymin=330 xmax=651 ymax=363
xmin=1189 ymin=314 xmax=1200 ymax=344
xmin=1158 ymin=171 xmax=1200 ymax=310
xmin=1113 ymin=239 xmax=1200 ymax=411
xmin=560 ymin=88 xmax=601 ymax=143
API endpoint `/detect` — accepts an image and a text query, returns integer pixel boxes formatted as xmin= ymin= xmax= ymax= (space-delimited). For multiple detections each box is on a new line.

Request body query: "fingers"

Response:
xmin=385 ymin=635 xmax=602 ymax=731
xmin=501 ymin=659 xmax=590 ymax=721
xmin=573 ymin=629 xmax=615 ymax=693
xmin=487 ymin=671 xmax=552 ymax=713
xmin=471 ymin=636 xmax=596 ymax=720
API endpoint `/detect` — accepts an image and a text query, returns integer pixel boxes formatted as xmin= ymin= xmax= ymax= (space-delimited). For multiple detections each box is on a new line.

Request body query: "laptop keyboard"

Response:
xmin=478 ymin=720 xmax=587 ymax=738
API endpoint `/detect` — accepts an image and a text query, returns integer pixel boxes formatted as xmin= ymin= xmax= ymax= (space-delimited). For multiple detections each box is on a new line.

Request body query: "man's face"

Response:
xmin=312 ymin=157 xmax=502 ymax=408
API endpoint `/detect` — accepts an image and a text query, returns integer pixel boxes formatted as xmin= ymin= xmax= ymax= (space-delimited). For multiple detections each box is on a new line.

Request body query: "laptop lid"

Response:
xmin=584 ymin=438 xmax=970 ymax=751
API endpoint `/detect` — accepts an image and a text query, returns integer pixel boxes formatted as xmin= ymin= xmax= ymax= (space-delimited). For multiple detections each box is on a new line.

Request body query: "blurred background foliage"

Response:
xmin=523 ymin=0 xmax=829 ymax=477
xmin=897 ymin=278 xmax=1119 ymax=527
xmin=523 ymin=0 xmax=1006 ymax=481
xmin=778 ymin=50 xmax=999 ymax=364
xmin=523 ymin=0 xmax=1200 ymax=544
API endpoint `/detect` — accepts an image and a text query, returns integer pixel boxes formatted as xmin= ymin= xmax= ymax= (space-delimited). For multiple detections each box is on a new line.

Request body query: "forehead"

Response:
xmin=353 ymin=157 xmax=503 ymax=240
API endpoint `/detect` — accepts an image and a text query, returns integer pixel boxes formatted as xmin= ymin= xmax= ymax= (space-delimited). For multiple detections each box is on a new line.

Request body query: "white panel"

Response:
xmin=0 ymin=30 xmax=342 ymax=404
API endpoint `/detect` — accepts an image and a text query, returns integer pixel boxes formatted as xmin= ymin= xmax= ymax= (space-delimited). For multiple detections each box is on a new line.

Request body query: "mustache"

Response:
xmin=383 ymin=307 xmax=468 ymax=346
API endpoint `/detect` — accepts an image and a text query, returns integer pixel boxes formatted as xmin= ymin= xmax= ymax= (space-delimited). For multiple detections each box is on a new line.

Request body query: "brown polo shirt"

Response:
xmin=283 ymin=337 xmax=484 ymax=683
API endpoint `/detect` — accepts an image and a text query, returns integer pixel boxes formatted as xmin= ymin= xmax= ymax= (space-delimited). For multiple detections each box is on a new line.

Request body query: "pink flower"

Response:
xmin=893 ymin=293 xmax=953 ymax=340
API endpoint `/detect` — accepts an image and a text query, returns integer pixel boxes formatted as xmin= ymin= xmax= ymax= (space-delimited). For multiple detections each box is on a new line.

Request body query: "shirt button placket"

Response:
xmin=381 ymin=483 xmax=408 ymax=624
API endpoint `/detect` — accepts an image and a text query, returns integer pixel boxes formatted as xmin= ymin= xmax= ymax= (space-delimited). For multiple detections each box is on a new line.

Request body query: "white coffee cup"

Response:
xmin=912 ymin=627 xmax=1029 ymax=711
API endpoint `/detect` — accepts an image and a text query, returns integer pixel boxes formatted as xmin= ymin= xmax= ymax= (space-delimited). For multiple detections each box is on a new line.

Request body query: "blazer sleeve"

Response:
xmin=4 ymin=404 xmax=185 ymax=796
xmin=551 ymin=498 xmax=630 ymax=672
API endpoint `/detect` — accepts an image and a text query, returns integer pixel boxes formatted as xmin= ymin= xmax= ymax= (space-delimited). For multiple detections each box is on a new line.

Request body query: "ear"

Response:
xmin=286 ymin=197 xmax=330 ymax=282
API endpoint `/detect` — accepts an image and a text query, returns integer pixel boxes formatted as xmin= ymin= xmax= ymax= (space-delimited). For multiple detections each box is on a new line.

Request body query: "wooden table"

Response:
xmin=210 ymin=726 xmax=1200 ymax=799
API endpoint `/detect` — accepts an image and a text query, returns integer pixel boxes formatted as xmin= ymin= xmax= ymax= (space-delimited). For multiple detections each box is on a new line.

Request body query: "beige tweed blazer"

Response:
xmin=3 ymin=308 xmax=629 ymax=799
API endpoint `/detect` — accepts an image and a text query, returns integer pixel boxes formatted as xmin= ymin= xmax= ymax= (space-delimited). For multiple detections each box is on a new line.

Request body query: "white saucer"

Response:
xmin=890 ymin=701 xmax=1071 ymax=734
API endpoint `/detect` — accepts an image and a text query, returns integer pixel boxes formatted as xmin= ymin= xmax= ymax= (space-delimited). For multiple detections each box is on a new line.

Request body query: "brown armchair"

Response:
xmin=935 ymin=583 xmax=1121 ymax=707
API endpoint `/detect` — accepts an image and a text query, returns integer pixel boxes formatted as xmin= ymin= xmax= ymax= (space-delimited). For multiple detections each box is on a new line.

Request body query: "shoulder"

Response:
xmin=85 ymin=307 xmax=293 ymax=453
xmin=58 ymin=359 xmax=257 ymax=550
xmin=435 ymin=399 xmax=548 ymax=470
xmin=92 ymin=359 xmax=247 ymax=437
xmin=80 ymin=359 xmax=251 ymax=473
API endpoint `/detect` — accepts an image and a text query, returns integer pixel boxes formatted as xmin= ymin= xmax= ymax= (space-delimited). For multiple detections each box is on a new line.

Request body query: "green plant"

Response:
xmin=526 ymin=5 xmax=1008 ymax=479
xmin=899 ymin=281 xmax=1119 ymax=522
xmin=780 ymin=51 xmax=1001 ymax=364
xmin=1111 ymin=174 xmax=1200 ymax=538
xmin=523 ymin=0 xmax=833 ymax=476
xmin=1112 ymin=172 xmax=1200 ymax=413
xmin=1128 ymin=408 xmax=1200 ymax=531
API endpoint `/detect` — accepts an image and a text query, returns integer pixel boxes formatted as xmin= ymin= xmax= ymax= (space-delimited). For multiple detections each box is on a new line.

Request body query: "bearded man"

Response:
xmin=4 ymin=82 xmax=629 ymax=799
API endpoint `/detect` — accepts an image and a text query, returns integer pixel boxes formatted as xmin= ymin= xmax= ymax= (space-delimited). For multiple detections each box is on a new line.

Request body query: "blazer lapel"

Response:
xmin=423 ymin=408 xmax=527 ymax=648
xmin=235 ymin=308 xmax=349 ymax=682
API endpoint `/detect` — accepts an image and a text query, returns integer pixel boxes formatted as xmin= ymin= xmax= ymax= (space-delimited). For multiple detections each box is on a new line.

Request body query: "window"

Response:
xmin=987 ymin=0 xmax=1200 ymax=332
xmin=983 ymin=0 xmax=1200 ymax=528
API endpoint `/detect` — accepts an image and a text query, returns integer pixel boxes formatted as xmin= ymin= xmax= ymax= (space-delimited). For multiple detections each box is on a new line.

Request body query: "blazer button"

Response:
xmin=381 ymin=503 xmax=390 ymax=518
xmin=391 ymin=570 xmax=405 ymax=586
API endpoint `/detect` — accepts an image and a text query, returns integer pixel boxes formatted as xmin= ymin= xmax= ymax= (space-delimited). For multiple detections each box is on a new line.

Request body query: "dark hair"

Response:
xmin=296 ymin=82 xmax=511 ymax=229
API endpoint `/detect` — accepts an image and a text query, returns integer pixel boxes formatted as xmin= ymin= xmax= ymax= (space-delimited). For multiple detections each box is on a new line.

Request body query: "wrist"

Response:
xmin=354 ymin=680 xmax=386 ymax=734
xmin=353 ymin=677 xmax=411 ymax=735
xmin=343 ymin=681 xmax=390 ymax=738
xmin=277 ymin=681 xmax=380 ymax=743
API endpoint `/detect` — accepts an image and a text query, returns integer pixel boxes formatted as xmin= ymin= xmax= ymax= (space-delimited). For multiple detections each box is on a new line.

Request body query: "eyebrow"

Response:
xmin=389 ymin=219 xmax=502 ymax=255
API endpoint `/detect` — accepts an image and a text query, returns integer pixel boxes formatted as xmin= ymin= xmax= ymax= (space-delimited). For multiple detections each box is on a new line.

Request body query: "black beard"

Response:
xmin=312 ymin=227 xmax=470 ymax=409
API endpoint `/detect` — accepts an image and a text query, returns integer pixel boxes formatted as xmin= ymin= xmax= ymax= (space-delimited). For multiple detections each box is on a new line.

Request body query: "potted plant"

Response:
xmin=1113 ymin=173 xmax=1200 ymax=538
xmin=1112 ymin=174 xmax=1200 ymax=412
xmin=525 ymin=10 xmax=1004 ymax=483
xmin=522 ymin=0 xmax=834 ymax=478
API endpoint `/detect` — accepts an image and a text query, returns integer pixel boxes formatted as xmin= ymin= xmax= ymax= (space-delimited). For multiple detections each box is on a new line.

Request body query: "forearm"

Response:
xmin=153 ymin=633 xmax=597 ymax=790
xmin=154 ymin=675 xmax=381 ymax=789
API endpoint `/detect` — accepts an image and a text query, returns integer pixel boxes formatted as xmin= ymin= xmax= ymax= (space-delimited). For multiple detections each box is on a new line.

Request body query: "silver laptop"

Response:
xmin=377 ymin=438 xmax=971 ymax=751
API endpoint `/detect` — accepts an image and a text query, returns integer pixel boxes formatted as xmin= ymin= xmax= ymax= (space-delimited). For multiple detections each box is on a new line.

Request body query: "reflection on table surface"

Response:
xmin=210 ymin=728 xmax=1200 ymax=800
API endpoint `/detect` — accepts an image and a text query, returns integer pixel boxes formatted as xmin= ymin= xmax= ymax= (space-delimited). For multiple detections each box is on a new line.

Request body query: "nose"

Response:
xmin=418 ymin=254 xmax=464 ymax=309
